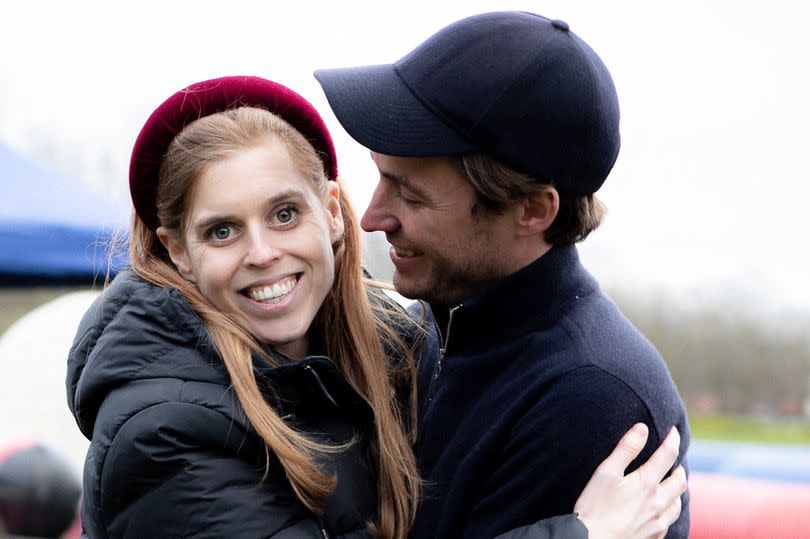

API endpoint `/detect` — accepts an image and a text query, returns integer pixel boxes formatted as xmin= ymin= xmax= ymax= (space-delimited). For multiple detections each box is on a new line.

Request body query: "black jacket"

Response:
xmin=66 ymin=270 xmax=387 ymax=538
xmin=412 ymin=245 xmax=690 ymax=539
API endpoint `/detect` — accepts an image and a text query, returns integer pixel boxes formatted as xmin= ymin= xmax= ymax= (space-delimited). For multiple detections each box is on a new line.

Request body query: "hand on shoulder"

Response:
xmin=574 ymin=424 xmax=686 ymax=539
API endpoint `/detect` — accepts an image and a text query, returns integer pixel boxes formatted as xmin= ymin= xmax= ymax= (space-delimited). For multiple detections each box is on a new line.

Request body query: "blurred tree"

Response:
xmin=613 ymin=290 xmax=810 ymax=417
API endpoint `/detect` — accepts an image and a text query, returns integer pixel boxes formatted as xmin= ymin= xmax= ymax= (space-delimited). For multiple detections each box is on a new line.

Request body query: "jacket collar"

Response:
xmin=253 ymin=356 xmax=375 ymax=427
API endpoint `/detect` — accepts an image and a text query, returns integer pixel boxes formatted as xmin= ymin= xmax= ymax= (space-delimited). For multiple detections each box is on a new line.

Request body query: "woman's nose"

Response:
xmin=243 ymin=229 xmax=281 ymax=267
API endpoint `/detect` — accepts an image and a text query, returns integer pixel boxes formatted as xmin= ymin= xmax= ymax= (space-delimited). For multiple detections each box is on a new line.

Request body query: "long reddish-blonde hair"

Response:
xmin=129 ymin=107 xmax=420 ymax=538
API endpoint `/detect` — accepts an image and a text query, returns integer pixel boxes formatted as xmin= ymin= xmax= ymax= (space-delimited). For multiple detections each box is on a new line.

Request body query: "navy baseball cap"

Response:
xmin=315 ymin=11 xmax=620 ymax=195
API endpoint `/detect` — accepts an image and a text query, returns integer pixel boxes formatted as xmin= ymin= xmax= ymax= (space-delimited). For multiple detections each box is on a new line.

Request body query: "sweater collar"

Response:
xmin=429 ymin=244 xmax=598 ymax=348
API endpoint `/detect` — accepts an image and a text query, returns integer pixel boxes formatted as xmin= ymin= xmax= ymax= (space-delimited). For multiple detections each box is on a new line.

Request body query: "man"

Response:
xmin=315 ymin=11 xmax=690 ymax=539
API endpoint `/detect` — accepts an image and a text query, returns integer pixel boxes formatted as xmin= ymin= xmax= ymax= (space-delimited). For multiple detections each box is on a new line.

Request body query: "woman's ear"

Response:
xmin=325 ymin=180 xmax=345 ymax=244
xmin=516 ymin=186 xmax=559 ymax=237
xmin=156 ymin=226 xmax=196 ymax=282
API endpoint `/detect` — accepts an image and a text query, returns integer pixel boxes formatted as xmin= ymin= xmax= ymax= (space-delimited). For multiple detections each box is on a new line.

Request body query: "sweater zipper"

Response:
xmin=318 ymin=518 xmax=331 ymax=539
xmin=428 ymin=305 xmax=460 ymax=401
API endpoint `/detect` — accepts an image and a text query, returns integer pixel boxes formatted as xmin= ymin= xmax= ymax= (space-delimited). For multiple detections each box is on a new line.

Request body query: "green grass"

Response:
xmin=690 ymin=413 xmax=810 ymax=445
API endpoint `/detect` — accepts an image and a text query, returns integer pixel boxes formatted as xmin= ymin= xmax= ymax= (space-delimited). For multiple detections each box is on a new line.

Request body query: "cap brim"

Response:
xmin=314 ymin=64 xmax=476 ymax=157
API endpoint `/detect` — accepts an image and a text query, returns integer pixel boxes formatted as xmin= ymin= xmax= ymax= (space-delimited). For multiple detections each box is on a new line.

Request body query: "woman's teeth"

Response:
xmin=247 ymin=276 xmax=297 ymax=304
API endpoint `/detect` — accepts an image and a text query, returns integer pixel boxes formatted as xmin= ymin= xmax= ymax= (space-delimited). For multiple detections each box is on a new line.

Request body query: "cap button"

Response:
xmin=551 ymin=19 xmax=570 ymax=32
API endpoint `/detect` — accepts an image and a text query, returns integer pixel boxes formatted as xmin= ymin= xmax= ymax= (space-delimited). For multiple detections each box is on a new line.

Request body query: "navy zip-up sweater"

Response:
xmin=412 ymin=244 xmax=690 ymax=539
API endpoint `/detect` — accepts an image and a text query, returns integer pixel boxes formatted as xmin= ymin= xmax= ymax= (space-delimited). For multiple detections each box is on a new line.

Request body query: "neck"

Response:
xmin=274 ymin=336 xmax=309 ymax=360
xmin=506 ymin=236 xmax=553 ymax=275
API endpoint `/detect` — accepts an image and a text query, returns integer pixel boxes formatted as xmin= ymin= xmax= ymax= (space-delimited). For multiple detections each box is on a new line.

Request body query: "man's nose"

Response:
xmin=361 ymin=182 xmax=400 ymax=233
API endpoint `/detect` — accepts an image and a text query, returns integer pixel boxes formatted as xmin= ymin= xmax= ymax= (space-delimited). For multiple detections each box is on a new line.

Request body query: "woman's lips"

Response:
xmin=242 ymin=275 xmax=298 ymax=304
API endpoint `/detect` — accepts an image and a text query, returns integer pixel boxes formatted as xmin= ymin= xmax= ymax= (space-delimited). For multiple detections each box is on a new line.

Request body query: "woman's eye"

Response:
xmin=275 ymin=205 xmax=298 ymax=224
xmin=210 ymin=225 xmax=231 ymax=240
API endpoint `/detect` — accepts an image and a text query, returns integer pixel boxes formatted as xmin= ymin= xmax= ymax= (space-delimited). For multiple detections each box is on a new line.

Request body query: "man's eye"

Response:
xmin=399 ymin=192 xmax=420 ymax=205
xmin=395 ymin=186 xmax=420 ymax=205
xmin=275 ymin=205 xmax=298 ymax=224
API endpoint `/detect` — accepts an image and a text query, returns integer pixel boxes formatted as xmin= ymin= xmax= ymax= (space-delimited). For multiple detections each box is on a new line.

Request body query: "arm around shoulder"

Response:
xmin=493 ymin=424 xmax=686 ymax=539
xmin=460 ymin=367 xmax=685 ymax=538
xmin=493 ymin=514 xmax=588 ymax=539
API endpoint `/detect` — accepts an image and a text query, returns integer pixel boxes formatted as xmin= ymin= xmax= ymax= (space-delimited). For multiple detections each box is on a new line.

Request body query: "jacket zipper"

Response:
xmin=428 ymin=305 xmax=460 ymax=401
xmin=303 ymin=364 xmax=339 ymax=407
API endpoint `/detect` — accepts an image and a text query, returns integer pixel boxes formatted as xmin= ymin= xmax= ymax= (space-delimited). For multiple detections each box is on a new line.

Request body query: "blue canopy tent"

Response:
xmin=0 ymin=142 xmax=129 ymax=285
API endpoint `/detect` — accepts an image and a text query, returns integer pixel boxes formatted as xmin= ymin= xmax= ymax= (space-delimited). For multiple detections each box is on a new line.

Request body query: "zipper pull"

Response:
xmin=434 ymin=347 xmax=447 ymax=380
xmin=317 ymin=515 xmax=331 ymax=538
xmin=304 ymin=364 xmax=339 ymax=408
xmin=428 ymin=305 xmax=460 ymax=400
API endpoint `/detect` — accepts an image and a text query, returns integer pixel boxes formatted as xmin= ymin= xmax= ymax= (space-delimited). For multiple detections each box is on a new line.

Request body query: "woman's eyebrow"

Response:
xmin=190 ymin=188 xmax=307 ymax=234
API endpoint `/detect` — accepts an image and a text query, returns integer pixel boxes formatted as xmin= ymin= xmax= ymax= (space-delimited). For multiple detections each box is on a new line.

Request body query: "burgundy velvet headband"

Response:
xmin=129 ymin=75 xmax=339 ymax=231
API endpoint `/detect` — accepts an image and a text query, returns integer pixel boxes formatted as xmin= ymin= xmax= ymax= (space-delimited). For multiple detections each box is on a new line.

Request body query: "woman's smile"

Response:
xmin=243 ymin=274 xmax=299 ymax=305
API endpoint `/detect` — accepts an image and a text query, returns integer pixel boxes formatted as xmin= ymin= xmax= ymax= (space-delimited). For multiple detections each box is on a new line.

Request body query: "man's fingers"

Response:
xmin=601 ymin=423 xmax=649 ymax=473
xmin=636 ymin=426 xmax=680 ymax=484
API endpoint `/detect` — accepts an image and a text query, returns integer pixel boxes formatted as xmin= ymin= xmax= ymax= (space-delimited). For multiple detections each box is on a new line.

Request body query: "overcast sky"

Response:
xmin=2 ymin=0 xmax=808 ymax=319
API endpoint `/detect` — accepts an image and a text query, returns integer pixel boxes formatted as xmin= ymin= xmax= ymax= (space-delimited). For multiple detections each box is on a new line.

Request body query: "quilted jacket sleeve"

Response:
xmin=493 ymin=514 xmax=587 ymax=539
xmin=92 ymin=401 xmax=324 ymax=539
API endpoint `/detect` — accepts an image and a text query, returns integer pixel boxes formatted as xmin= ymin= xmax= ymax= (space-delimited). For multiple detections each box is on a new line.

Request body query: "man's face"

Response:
xmin=361 ymin=153 xmax=516 ymax=305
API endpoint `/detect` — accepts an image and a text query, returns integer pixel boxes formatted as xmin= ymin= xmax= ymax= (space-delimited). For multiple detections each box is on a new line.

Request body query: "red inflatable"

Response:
xmin=690 ymin=472 xmax=810 ymax=538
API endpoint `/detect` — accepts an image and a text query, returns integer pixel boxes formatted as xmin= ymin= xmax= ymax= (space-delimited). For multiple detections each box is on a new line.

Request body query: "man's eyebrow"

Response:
xmin=380 ymin=170 xmax=430 ymax=199
xmin=380 ymin=170 xmax=409 ymax=187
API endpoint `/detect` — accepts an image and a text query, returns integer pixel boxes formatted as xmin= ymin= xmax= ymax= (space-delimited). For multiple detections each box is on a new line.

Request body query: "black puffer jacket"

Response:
xmin=66 ymin=269 xmax=400 ymax=538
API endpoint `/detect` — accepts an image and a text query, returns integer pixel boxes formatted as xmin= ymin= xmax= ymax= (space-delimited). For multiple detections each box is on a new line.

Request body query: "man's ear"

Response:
xmin=516 ymin=186 xmax=559 ymax=237
xmin=156 ymin=226 xmax=196 ymax=282
xmin=325 ymin=180 xmax=345 ymax=244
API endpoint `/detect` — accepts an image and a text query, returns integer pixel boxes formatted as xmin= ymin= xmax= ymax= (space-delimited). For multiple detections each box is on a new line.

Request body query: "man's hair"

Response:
xmin=454 ymin=152 xmax=606 ymax=244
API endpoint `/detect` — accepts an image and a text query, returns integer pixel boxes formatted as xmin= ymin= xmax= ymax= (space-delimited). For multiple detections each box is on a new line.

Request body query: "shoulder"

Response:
xmin=68 ymin=268 xmax=227 ymax=438
xmin=74 ymin=268 xmax=206 ymax=349
xmin=69 ymin=269 xmax=209 ymax=376
xmin=514 ymin=321 xmax=686 ymax=439
xmin=93 ymin=377 xmax=253 ymax=481
xmin=546 ymin=288 xmax=677 ymax=395
xmin=510 ymin=361 xmax=688 ymax=474
xmin=85 ymin=396 xmax=310 ymax=538
xmin=519 ymin=364 xmax=653 ymax=423
xmin=557 ymin=290 xmax=685 ymax=408
xmin=103 ymin=392 xmax=256 ymax=472
xmin=557 ymin=286 xmax=658 ymax=357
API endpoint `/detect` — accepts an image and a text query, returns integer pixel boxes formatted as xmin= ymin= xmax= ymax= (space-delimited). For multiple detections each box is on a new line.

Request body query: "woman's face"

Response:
xmin=158 ymin=140 xmax=343 ymax=358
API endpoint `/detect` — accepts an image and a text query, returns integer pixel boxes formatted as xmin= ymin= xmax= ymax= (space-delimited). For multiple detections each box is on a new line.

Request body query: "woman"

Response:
xmin=67 ymin=76 xmax=683 ymax=538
